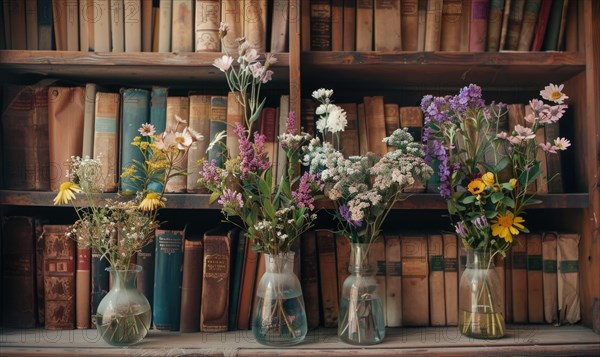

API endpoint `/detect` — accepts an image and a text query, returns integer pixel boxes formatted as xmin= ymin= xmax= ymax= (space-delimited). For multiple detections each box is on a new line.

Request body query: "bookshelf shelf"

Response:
xmin=0 ymin=50 xmax=290 ymax=87
xmin=301 ymin=51 xmax=586 ymax=89
xmin=1 ymin=325 xmax=599 ymax=356
xmin=0 ymin=190 xmax=589 ymax=210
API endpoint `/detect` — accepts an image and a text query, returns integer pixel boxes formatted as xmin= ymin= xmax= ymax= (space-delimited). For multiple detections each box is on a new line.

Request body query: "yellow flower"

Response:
xmin=509 ymin=178 xmax=517 ymax=188
xmin=139 ymin=192 xmax=165 ymax=211
xmin=53 ymin=182 xmax=81 ymax=205
xmin=491 ymin=211 xmax=525 ymax=243
xmin=482 ymin=172 xmax=495 ymax=186
xmin=467 ymin=178 xmax=485 ymax=195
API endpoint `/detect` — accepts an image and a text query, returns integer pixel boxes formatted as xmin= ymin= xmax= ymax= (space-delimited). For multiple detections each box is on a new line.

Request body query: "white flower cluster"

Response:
xmin=312 ymin=88 xmax=334 ymax=101
xmin=312 ymin=88 xmax=347 ymax=136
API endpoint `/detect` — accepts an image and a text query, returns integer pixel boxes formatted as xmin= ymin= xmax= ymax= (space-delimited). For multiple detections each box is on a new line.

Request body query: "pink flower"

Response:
xmin=218 ymin=188 xmax=244 ymax=209
xmin=539 ymin=142 xmax=557 ymax=153
xmin=513 ymin=125 xmax=536 ymax=141
xmin=138 ymin=123 xmax=156 ymax=136
xmin=213 ymin=55 xmax=234 ymax=72
xmin=553 ymin=137 xmax=571 ymax=150
xmin=540 ymin=83 xmax=569 ymax=104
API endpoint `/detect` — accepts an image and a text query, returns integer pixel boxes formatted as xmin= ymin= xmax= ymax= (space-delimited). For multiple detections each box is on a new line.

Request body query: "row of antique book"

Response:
xmin=1 ymin=0 xmax=289 ymax=53
xmin=306 ymin=0 xmax=578 ymax=52
xmin=1 ymin=83 xmax=566 ymax=195
xmin=0 ymin=215 xmax=581 ymax=330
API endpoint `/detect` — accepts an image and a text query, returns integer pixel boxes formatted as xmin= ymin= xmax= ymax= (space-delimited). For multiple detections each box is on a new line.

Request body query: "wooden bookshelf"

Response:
xmin=1 ymin=325 xmax=598 ymax=356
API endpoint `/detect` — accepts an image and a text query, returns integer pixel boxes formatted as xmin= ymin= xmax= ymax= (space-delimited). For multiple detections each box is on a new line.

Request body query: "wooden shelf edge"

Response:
xmin=0 ymin=191 xmax=590 ymax=210
xmin=0 ymin=325 xmax=598 ymax=356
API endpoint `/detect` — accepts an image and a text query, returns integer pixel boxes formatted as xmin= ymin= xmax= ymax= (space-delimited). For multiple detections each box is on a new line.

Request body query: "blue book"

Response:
xmin=147 ymin=86 xmax=168 ymax=193
xmin=120 ymin=88 xmax=150 ymax=194
xmin=228 ymin=231 xmax=245 ymax=330
xmin=208 ymin=120 xmax=227 ymax=167
xmin=90 ymin=248 xmax=109 ymax=328
xmin=152 ymin=225 xmax=185 ymax=331
xmin=37 ymin=0 xmax=53 ymax=50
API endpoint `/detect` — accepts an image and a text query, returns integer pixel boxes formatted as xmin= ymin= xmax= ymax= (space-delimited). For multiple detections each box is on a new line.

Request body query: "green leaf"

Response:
xmin=258 ymin=176 xmax=271 ymax=198
xmin=462 ymin=195 xmax=476 ymax=204
xmin=494 ymin=157 xmax=510 ymax=172
xmin=249 ymin=98 xmax=267 ymax=124
xmin=262 ymin=199 xmax=275 ymax=220
xmin=209 ymin=191 xmax=221 ymax=204
xmin=491 ymin=191 xmax=504 ymax=204
xmin=503 ymin=196 xmax=515 ymax=208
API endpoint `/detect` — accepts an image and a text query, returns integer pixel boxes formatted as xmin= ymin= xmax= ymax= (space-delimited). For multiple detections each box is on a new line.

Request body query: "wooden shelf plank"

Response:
xmin=301 ymin=51 xmax=586 ymax=89
xmin=0 ymin=50 xmax=290 ymax=87
xmin=0 ymin=325 xmax=598 ymax=356
xmin=0 ymin=191 xmax=589 ymax=209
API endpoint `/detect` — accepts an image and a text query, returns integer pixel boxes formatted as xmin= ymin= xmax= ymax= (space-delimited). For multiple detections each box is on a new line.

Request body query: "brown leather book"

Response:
xmin=399 ymin=106 xmax=426 ymax=192
xmin=180 ymin=236 xmax=203 ymax=332
xmin=187 ymin=94 xmax=212 ymax=192
xmin=494 ymin=253 xmax=506 ymax=318
xmin=401 ymin=0 xmax=419 ymax=51
xmin=374 ymin=0 xmax=402 ymax=51
xmin=2 ymin=84 xmax=50 ymax=190
xmin=331 ymin=0 xmax=344 ymax=51
xmin=301 ymin=0 xmax=311 ymax=51
xmin=244 ymin=0 xmax=267 ymax=52
xmin=517 ymin=0 xmax=542 ymax=50
xmin=527 ymin=233 xmax=544 ymax=323
xmin=505 ymin=0 xmax=526 ymax=50
xmin=357 ymin=103 xmax=369 ymax=156
xmin=401 ymin=233 xmax=429 ymax=326
xmin=363 ymin=96 xmax=387 ymax=157
xmin=356 ymin=0 xmax=373 ymax=51
xmin=504 ymin=243 xmax=513 ymax=323
xmin=557 ymin=232 xmax=580 ymax=324
xmin=300 ymin=230 xmax=320 ymax=330
xmin=93 ymin=92 xmax=120 ymax=192
xmin=372 ymin=235 xmax=387 ymax=325
xmin=237 ymin=234 xmax=259 ymax=330
xmin=1 ymin=216 xmax=36 ymax=328
xmin=35 ymin=218 xmax=49 ymax=325
xmin=511 ymin=236 xmax=528 ymax=323
xmin=200 ymin=226 xmax=235 ymax=332
xmin=76 ymin=245 xmax=91 ymax=329
xmin=441 ymin=0 xmax=463 ymax=51
xmin=165 ymin=96 xmax=190 ymax=193
xmin=316 ymin=229 xmax=339 ymax=327
xmin=43 ymin=224 xmax=76 ymax=330
xmin=384 ymin=104 xmax=400 ymax=151
xmin=51 ymin=0 xmax=67 ymax=50
xmin=142 ymin=0 xmax=154 ymax=52
xmin=385 ymin=232 xmax=402 ymax=327
xmin=428 ymin=233 xmax=446 ymax=326
xmin=443 ymin=233 xmax=459 ymax=326
xmin=270 ymin=0 xmax=289 ymax=52
xmin=425 ymin=0 xmax=444 ymax=51
xmin=487 ymin=0 xmax=506 ymax=51
xmin=343 ymin=0 xmax=356 ymax=50
xmin=226 ymin=91 xmax=243 ymax=159
xmin=338 ymin=103 xmax=360 ymax=157
xmin=542 ymin=232 xmax=558 ymax=324
xmin=48 ymin=86 xmax=85 ymax=191
xmin=310 ymin=0 xmax=332 ymax=50
xmin=171 ymin=0 xmax=194 ymax=52
xmin=335 ymin=234 xmax=351 ymax=301
xmin=194 ymin=0 xmax=221 ymax=52
xmin=468 ymin=0 xmax=489 ymax=52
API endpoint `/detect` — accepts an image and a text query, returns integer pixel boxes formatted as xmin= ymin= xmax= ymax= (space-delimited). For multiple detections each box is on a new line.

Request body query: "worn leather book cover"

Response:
xmin=158 ymin=0 xmax=172 ymax=52
xmin=338 ymin=103 xmax=360 ymax=157
xmin=142 ymin=0 xmax=154 ymax=51
xmin=384 ymin=104 xmax=400 ymax=151
xmin=244 ymin=0 xmax=267 ymax=52
xmin=401 ymin=233 xmax=429 ymax=326
xmin=200 ymin=226 xmax=235 ymax=332
xmin=343 ymin=0 xmax=356 ymax=51
xmin=180 ymin=235 xmax=203 ymax=332
xmin=505 ymin=0 xmax=526 ymax=50
xmin=468 ymin=0 xmax=489 ymax=52
xmin=400 ymin=0 xmax=419 ymax=50
xmin=356 ymin=0 xmax=373 ymax=51
xmin=51 ymin=0 xmax=67 ymax=50
xmin=374 ymin=0 xmax=402 ymax=51
xmin=125 ymin=0 xmax=143 ymax=52
xmin=195 ymin=0 xmax=220 ymax=52
xmin=300 ymin=230 xmax=320 ymax=330
xmin=43 ymin=224 xmax=76 ymax=330
xmin=35 ymin=218 xmax=49 ymax=324
xmin=385 ymin=232 xmax=402 ymax=327
xmin=164 ymin=96 xmax=189 ymax=193
xmin=1 ymin=216 xmax=36 ymax=328
xmin=2 ymin=84 xmax=50 ymax=190
xmin=120 ymin=88 xmax=150 ymax=193
xmin=331 ymin=0 xmax=343 ymax=51
xmin=93 ymin=0 xmax=110 ymax=51
xmin=542 ymin=231 xmax=558 ymax=324
xmin=487 ymin=0 xmax=506 ymax=51
xmin=48 ymin=86 xmax=85 ymax=191
xmin=527 ymin=233 xmax=544 ymax=323
xmin=441 ymin=0 xmax=463 ymax=51
xmin=310 ymin=0 xmax=332 ymax=51
xmin=511 ymin=237 xmax=528 ymax=323
xmin=226 ymin=91 xmax=243 ymax=160
xmin=270 ymin=0 xmax=289 ymax=52
xmin=221 ymin=0 xmax=243 ymax=52
xmin=557 ymin=232 xmax=580 ymax=324
xmin=153 ymin=225 xmax=185 ymax=331
xmin=363 ymin=96 xmax=387 ymax=157
xmin=236 ymin=234 xmax=259 ymax=330
xmin=429 ymin=233 xmax=446 ymax=326
xmin=82 ymin=83 xmax=97 ymax=158
xmin=187 ymin=94 xmax=211 ymax=192
xmin=424 ymin=0 xmax=443 ymax=51
xmin=335 ymin=234 xmax=351 ymax=301
xmin=93 ymin=91 xmax=120 ymax=192
xmin=517 ymin=0 xmax=542 ymax=50
xmin=530 ymin=0 xmax=552 ymax=51
xmin=172 ymin=0 xmax=194 ymax=52
xmin=316 ymin=229 xmax=339 ymax=327
xmin=443 ymin=233 xmax=459 ymax=326
xmin=76 ymin=245 xmax=91 ymax=329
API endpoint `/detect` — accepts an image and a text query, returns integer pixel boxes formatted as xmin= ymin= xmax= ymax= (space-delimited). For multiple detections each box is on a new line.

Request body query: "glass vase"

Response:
xmin=459 ymin=249 xmax=505 ymax=339
xmin=338 ymin=243 xmax=385 ymax=345
xmin=252 ymin=252 xmax=307 ymax=346
xmin=96 ymin=265 xmax=151 ymax=346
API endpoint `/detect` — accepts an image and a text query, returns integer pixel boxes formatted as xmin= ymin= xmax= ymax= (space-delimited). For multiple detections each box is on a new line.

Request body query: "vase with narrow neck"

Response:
xmin=252 ymin=252 xmax=307 ymax=346
xmin=458 ymin=249 xmax=505 ymax=339
xmin=96 ymin=265 xmax=151 ymax=346
xmin=338 ymin=242 xmax=385 ymax=345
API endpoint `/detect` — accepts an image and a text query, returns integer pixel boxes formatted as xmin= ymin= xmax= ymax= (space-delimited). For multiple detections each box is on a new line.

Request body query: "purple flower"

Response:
xmin=339 ymin=204 xmax=362 ymax=228
xmin=472 ymin=215 xmax=489 ymax=229
xmin=201 ymin=160 xmax=220 ymax=186
xmin=286 ymin=111 xmax=297 ymax=135
xmin=292 ymin=172 xmax=322 ymax=211
xmin=455 ymin=221 xmax=467 ymax=239
xmin=218 ymin=188 xmax=244 ymax=209
xmin=235 ymin=123 xmax=271 ymax=178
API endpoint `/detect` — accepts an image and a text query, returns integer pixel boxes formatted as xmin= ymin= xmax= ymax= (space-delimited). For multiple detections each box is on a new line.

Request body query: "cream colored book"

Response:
xmin=111 ymin=0 xmax=125 ymax=52
xmin=187 ymin=94 xmax=211 ymax=192
xmin=66 ymin=0 xmax=79 ymax=50
xmin=165 ymin=96 xmax=190 ymax=193
xmin=25 ymin=0 xmax=38 ymax=50
xmin=221 ymin=0 xmax=243 ymax=53
xmin=158 ymin=0 xmax=173 ymax=52
xmin=443 ymin=233 xmax=458 ymax=326
xmin=172 ymin=0 xmax=194 ymax=52
xmin=385 ymin=232 xmax=402 ymax=327
xmin=428 ymin=233 xmax=446 ymax=326
xmin=195 ymin=0 xmax=220 ymax=52
xmin=93 ymin=0 xmax=111 ymax=52
xmin=93 ymin=92 xmax=120 ymax=192
xmin=244 ymin=0 xmax=267 ymax=52
xmin=374 ymin=0 xmax=401 ymax=51
xmin=125 ymin=0 xmax=142 ymax=52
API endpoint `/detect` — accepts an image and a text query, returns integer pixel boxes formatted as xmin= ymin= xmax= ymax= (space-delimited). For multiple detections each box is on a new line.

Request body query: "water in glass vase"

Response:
xmin=338 ymin=295 xmax=385 ymax=345
xmin=252 ymin=292 xmax=308 ymax=346
xmin=96 ymin=308 xmax=151 ymax=346
xmin=459 ymin=309 xmax=504 ymax=339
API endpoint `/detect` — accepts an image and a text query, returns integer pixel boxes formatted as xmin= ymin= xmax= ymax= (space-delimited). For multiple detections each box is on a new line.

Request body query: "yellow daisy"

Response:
xmin=482 ymin=172 xmax=495 ymax=186
xmin=139 ymin=192 xmax=165 ymax=211
xmin=53 ymin=182 xmax=81 ymax=205
xmin=491 ymin=211 xmax=525 ymax=243
xmin=467 ymin=178 xmax=486 ymax=195
xmin=509 ymin=178 xmax=517 ymax=188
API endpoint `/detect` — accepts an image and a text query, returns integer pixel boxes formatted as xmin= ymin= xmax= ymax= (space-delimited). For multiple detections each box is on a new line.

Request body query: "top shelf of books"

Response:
xmin=301 ymin=51 xmax=586 ymax=89
xmin=0 ymin=50 xmax=290 ymax=87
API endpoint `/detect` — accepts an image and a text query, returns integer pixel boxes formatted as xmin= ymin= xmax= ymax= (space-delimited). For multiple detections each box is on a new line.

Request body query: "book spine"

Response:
xmin=505 ymin=0 xmax=526 ymax=50
xmin=200 ymin=228 xmax=234 ymax=332
xmin=164 ymin=96 xmax=190 ymax=193
xmin=511 ymin=238 xmax=528 ymax=323
xmin=384 ymin=103 xmax=399 ymax=151
xmin=52 ymin=0 xmax=67 ymax=50
xmin=385 ymin=232 xmax=402 ymax=327
xmin=111 ymin=0 xmax=125 ymax=52
xmin=517 ymin=0 xmax=542 ymax=51
xmin=208 ymin=96 xmax=227 ymax=167
xmin=172 ymin=0 xmax=194 ymax=52
xmin=158 ymin=0 xmax=173 ymax=52
xmin=90 ymin=247 xmax=109 ymax=328
xmin=530 ymin=0 xmax=552 ymax=51
xmin=443 ymin=233 xmax=459 ymax=326
xmin=76 ymin=245 xmax=91 ymax=329
xmin=486 ymin=0 xmax=505 ymax=51
xmin=93 ymin=92 xmax=120 ymax=192
xmin=221 ymin=0 xmax=243 ymax=53
xmin=228 ymin=231 xmax=246 ymax=330
xmin=150 ymin=86 xmax=168 ymax=133
xmin=374 ymin=0 xmax=401 ymax=51
xmin=35 ymin=218 xmax=48 ymax=324
xmin=136 ymin=239 xmax=155 ymax=322
xmin=37 ymin=0 xmax=53 ymax=50
xmin=469 ymin=0 xmax=490 ymax=52
xmin=363 ymin=96 xmax=387 ymax=157
xmin=299 ymin=231 xmax=320 ymax=329
xmin=338 ymin=103 xmax=360 ymax=157
xmin=440 ymin=0 xmax=463 ymax=51
xmin=244 ymin=0 xmax=267 ymax=52
xmin=142 ymin=0 xmax=153 ymax=51
xmin=356 ymin=0 xmax=373 ymax=51
xmin=331 ymin=0 xmax=343 ymax=51
xmin=120 ymin=88 xmax=150 ymax=193
xmin=401 ymin=234 xmax=429 ymax=326
xmin=187 ymin=94 xmax=211 ymax=192
xmin=194 ymin=0 xmax=220 ymax=52
xmin=373 ymin=236 xmax=387 ymax=326
xmin=153 ymin=227 xmax=185 ymax=330
xmin=125 ymin=0 xmax=143 ymax=52
xmin=66 ymin=0 xmax=79 ymax=50
xmin=25 ymin=0 xmax=38 ymax=50
xmin=276 ymin=95 xmax=290 ymax=182
xmin=557 ymin=232 xmax=580 ymax=324
xmin=1 ymin=216 xmax=36 ymax=328
xmin=424 ymin=0 xmax=443 ymax=51
xmin=494 ymin=253 xmax=506 ymax=318
xmin=310 ymin=0 xmax=331 ymax=51
xmin=270 ymin=0 xmax=288 ymax=52
xmin=226 ymin=91 xmax=243 ymax=160
xmin=335 ymin=234 xmax=351 ymax=301
xmin=48 ymin=86 xmax=86 ymax=191
xmin=43 ymin=225 xmax=76 ymax=330
xmin=527 ymin=233 xmax=544 ymax=323
xmin=301 ymin=0 xmax=311 ymax=51
xmin=316 ymin=229 xmax=339 ymax=327
xmin=236 ymin=235 xmax=259 ymax=330
xmin=342 ymin=0 xmax=356 ymax=50
xmin=82 ymin=83 xmax=97 ymax=159
xmin=428 ymin=233 xmax=446 ymax=326
xmin=180 ymin=237 xmax=203 ymax=332
xmin=542 ymin=232 xmax=558 ymax=323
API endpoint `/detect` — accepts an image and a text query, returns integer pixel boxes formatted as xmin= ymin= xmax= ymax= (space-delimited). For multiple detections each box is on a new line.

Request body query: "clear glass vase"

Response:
xmin=252 ymin=252 xmax=307 ymax=346
xmin=96 ymin=265 xmax=151 ymax=346
xmin=338 ymin=243 xmax=385 ymax=345
xmin=459 ymin=249 xmax=505 ymax=339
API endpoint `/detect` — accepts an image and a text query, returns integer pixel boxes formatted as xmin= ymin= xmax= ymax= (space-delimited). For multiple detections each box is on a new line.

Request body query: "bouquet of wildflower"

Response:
xmin=53 ymin=121 xmax=200 ymax=270
xmin=422 ymin=83 xmax=571 ymax=257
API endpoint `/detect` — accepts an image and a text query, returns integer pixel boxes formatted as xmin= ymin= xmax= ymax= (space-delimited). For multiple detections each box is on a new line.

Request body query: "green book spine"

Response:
xmin=542 ymin=0 xmax=563 ymax=51
xmin=120 ymin=88 xmax=150 ymax=193
xmin=228 ymin=231 xmax=245 ymax=330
